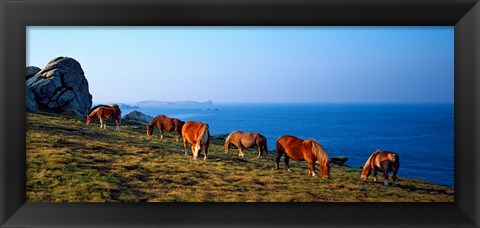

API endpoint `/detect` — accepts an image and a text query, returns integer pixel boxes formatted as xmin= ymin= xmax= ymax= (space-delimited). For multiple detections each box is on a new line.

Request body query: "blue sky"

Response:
xmin=27 ymin=26 xmax=454 ymax=104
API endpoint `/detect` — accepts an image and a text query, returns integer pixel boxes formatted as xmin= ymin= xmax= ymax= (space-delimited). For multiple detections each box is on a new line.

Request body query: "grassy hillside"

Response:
xmin=26 ymin=112 xmax=454 ymax=202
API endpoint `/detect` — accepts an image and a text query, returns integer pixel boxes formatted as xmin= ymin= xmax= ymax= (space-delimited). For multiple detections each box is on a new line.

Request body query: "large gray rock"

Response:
xmin=26 ymin=57 xmax=93 ymax=116
xmin=26 ymin=87 xmax=39 ymax=112
xmin=26 ymin=66 xmax=41 ymax=80
xmin=122 ymin=110 xmax=153 ymax=125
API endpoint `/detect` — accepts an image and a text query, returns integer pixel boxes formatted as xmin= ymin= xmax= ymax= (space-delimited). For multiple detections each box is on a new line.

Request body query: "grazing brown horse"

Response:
xmin=224 ymin=130 xmax=268 ymax=159
xmin=181 ymin=121 xmax=210 ymax=160
xmin=86 ymin=106 xmax=122 ymax=132
xmin=88 ymin=104 xmax=120 ymax=114
xmin=361 ymin=150 xmax=400 ymax=186
xmin=146 ymin=115 xmax=185 ymax=141
xmin=275 ymin=135 xmax=331 ymax=179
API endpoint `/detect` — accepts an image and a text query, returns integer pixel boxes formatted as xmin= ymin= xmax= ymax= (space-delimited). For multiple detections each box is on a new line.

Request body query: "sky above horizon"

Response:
xmin=27 ymin=26 xmax=454 ymax=104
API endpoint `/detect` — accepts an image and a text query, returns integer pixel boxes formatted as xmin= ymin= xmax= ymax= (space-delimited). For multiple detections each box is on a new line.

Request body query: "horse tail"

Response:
xmin=275 ymin=138 xmax=284 ymax=154
xmin=263 ymin=135 xmax=268 ymax=155
xmin=198 ymin=123 xmax=210 ymax=144
xmin=116 ymin=108 xmax=121 ymax=123
xmin=177 ymin=120 xmax=185 ymax=131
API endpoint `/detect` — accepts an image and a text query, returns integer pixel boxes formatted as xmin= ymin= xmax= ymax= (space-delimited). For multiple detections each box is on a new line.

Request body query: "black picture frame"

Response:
xmin=1 ymin=0 xmax=479 ymax=227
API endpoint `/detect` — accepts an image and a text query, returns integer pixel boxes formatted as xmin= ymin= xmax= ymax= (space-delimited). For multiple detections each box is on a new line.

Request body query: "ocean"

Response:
xmin=121 ymin=103 xmax=454 ymax=187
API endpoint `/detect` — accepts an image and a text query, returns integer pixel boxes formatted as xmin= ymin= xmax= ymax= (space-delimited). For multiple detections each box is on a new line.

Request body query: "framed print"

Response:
xmin=1 ymin=0 xmax=479 ymax=227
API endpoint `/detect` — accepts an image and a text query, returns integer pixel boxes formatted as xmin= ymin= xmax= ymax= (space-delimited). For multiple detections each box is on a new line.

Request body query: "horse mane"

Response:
xmin=225 ymin=130 xmax=240 ymax=142
xmin=88 ymin=105 xmax=106 ymax=115
xmin=363 ymin=150 xmax=382 ymax=170
xmin=304 ymin=138 xmax=329 ymax=165
xmin=147 ymin=115 xmax=161 ymax=128
xmin=225 ymin=132 xmax=233 ymax=143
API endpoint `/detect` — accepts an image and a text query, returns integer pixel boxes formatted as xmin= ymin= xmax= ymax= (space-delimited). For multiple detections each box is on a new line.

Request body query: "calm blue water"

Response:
xmin=122 ymin=103 xmax=454 ymax=187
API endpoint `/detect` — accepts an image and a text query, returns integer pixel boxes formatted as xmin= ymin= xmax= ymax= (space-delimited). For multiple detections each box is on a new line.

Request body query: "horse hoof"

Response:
xmin=287 ymin=169 xmax=292 ymax=172
xmin=383 ymin=180 xmax=389 ymax=186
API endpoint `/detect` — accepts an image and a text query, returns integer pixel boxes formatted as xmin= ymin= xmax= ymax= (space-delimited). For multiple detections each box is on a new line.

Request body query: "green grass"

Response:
xmin=26 ymin=112 xmax=454 ymax=202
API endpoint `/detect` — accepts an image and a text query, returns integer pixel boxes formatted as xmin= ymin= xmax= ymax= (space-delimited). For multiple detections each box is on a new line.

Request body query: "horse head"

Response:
xmin=319 ymin=160 xmax=332 ymax=179
xmin=192 ymin=123 xmax=210 ymax=160
xmin=309 ymin=139 xmax=331 ymax=179
xmin=360 ymin=168 xmax=371 ymax=180
xmin=193 ymin=141 xmax=202 ymax=160
xmin=86 ymin=115 xmax=93 ymax=125
xmin=146 ymin=124 xmax=153 ymax=137
xmin=360 ymin=150 xmax=381 ymax=180
xmin=224 ymin=133 xmax=233 ymax=153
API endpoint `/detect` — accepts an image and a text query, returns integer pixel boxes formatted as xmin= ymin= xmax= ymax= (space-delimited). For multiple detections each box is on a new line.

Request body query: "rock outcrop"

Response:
xmin=26 ymin=66 xmax=41 ymax=80
xmin=122 ymin=110 xmax=153 ymax=125
xmin=26 ymin=87 xmax=39 ymax=112
xmin=26 ymin=57 xmax=93 ymax=116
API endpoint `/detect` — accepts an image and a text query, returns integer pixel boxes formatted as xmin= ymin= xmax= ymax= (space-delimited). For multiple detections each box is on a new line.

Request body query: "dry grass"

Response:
xmin=26 ymin=112 xmax=454 ymax=202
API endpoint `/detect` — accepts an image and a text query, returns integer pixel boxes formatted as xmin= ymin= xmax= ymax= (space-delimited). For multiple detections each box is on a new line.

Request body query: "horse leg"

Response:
xmin=275 ymin=151 xmax=283 ymax=169
xmin=99 ymin=118 xmax=103 ymax=129
xmin=392 ymin=166 xmax=398 ymax=187
xmin=382 ymin=169 xmax=389 ymax=186
xmin=203 ymin=143 xmax=209 ymax=161
xmin=257 ymin=144 xmax=262 ymax=159
xmin=191 ymin=144 xmax=196 ymax=159
xmin=176 ymin=131 xmax=181 ymax=142
xmin=284 ymin=156 xmax=291 ymax=172
xmin=373 ymin=169 xmax=378 ymax=182
xmin=379 ymin=161 xmax=391 ymax=186
xmin=183 ymin=139 xmax=188 ymax=156
xmin=115 ymin=119 xmax=120 ymax=132
xmin=308 ymin=161 xmax=317 ymax=177
xmin=160 ymin=127 xmax=164 ymax=139
xmin=225 ymin=141 xmax=230 ymax=154
xmin=238 ymin=144 xmax=244 ymax=158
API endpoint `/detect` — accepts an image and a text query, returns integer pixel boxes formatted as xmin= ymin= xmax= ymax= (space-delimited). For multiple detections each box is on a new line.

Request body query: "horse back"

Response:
xmin=237 ymin=132 xmax=266 ymax=148
xmin=373 ymin=151 xmax=399 ymax=170
xmin=103 ymin=107 xmax=120 ymax=120
xmin=182 ymin=121 xmax=209 ymax=144
xmin=226 ymin=131 xmax=243 ymax=144
xmin=276 ymin=135 xmax=306 ymax=161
